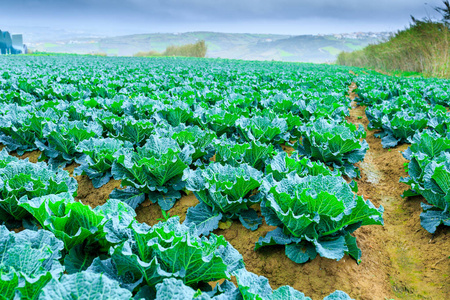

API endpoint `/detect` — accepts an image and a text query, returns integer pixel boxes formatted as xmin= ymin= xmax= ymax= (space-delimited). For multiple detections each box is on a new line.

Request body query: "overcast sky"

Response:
xmin=0 ymin=0 xmax=445 ymax=37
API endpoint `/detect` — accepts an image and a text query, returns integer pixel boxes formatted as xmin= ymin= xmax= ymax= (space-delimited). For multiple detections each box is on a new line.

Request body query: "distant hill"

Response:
xmin=28 ymin=31 xmax=390 ymax=63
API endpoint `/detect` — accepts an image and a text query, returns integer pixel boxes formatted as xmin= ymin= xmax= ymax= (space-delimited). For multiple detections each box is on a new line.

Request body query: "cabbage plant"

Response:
xmin=0 ymin=106 xmax=62 ymax=155
xmin=74 ymin=137 xmax=133 ymax=188
xmin=39 ymin=271 xmax=132 ymax=300
xmin=401 ymin=130 xmax=450 ymax=233
xmin=162 ymin=124 xmax=217 ymax=163
xmin=154 ymin=100 xmax=194 ymax=126
xmin=36 ymin=120 xmax=103 ymax=167
xmin=110 ymin=216 xmax=244 ymax=290
xmin=236 ymin=116 xmax=289 ymax=144
xmin=195 ymin=106 xmax=241 ymax=137
xmin=265 ymin=151 xmax=336 ymax=182
xmin=110 ymin=116 xmax=156 ymax=147
xmin=214 ymin=137 xmax=275 ymax=171
xmin=256 ymin=109 xmax=303 ymax=140
xmin=20 ymin=195 xmax=137 ymax=274
xmin=183 ymin=163 xmax=264 ymax=234
xmin=297 ymin=95 xmax=350 ymax=122
xmin=375 ymin=112 xmax=428 ymax=148
xmin=0 ymin=150 xmax=77 ymax=221
xmin=111 ymin=135 xmax=194 ymax=210
xmin=365 ymin=97 xmax=430 ymax=148
xmin=0 ymin=226 xmax=64 ymax=300
xmin=257 ymin=174 xmax=383 ymax=264
xmin=297 ymin=118 xmax=368 ymax=178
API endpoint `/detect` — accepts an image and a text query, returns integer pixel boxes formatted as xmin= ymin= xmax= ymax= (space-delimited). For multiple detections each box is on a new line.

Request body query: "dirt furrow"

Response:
xmin=346 ymin=86 xmax=449 ymax=299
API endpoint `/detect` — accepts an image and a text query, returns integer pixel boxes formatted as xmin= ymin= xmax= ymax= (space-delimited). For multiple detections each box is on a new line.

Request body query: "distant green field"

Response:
xmin=32 ymin=31 xmax=382 ymax=63
xmin=344 ymin=43 xmax=364 ymax=50
xmin=321 ymin=46 xmax=342 ymax=56
xmin=43 ymin=43 xmax=59 ymax=48
xmin=279 ymin=49 xmax=294 ymax=57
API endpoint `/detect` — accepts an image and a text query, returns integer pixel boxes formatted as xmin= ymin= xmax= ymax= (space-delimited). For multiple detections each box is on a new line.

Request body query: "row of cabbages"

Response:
xmin=0 ymin=61 xmax=381 ymax=266
xmin=401 ymin=130 xmax=450 ymax=233
xmin=2 ymin=114 xmax=381 ymax=263
xmin=354 ymin=73 xmax=450 ymax=233
xmin=0 ymin=57 xmax=380 ymax=298
xmin=354 ymin=73 xmax=450 ymax=150
xmin=0 ymin=118 xmax=383 ymax=267
xmin=0 ymin=101 xmax=374 ymax=216
xmin=0 ymin=150 xmax=352 ymax=300
xmin=355 ymin=74 xmax=450 ymax=148
xmin=183 ymin=151 xmax=383 ymax=264
xmin=0 ymin=98 xmax=361 ymax=176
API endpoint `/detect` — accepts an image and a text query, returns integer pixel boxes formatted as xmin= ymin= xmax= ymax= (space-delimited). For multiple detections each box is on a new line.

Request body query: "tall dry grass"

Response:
xmin=133 ymin=40 xmax=207 ymax=58
xmin=337 ymin=21 xmax=450 ymax=78
xmin=133 ymin=50 xmax=162 ymax=57
xmin=164 ymin=40 xmax=207 ymax=57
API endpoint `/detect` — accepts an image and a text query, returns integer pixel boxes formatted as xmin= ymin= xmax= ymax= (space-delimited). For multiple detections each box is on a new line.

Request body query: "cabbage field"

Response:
xmin=0 ymin=56 xmax=448 ymax=299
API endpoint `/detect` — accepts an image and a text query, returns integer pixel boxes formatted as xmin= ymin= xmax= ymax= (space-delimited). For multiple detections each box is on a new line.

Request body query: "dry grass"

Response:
xmin=90 ymin=52 xmax=108 ymax=57
xmin=337 ymin=21 xmax=450 ymax=78
xmin=133 ymin=50 xmax=162 ymax=57
xmin=133 ymin=40 xmax=207 ymax=58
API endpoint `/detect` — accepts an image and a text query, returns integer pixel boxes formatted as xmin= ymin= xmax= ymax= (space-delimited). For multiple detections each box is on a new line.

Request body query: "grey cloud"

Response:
xmin=0 ymin=0 xmax=445 ymax=35
xmin=85 ymin=0 xmax=444 ymax=21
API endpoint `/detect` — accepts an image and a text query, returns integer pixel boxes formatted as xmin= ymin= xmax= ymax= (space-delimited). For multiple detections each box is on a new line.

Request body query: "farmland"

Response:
xmin=26 ymin=31 xmax=385 ymax=62
xmin=0 ymin=55 xmax=448 ymax=299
